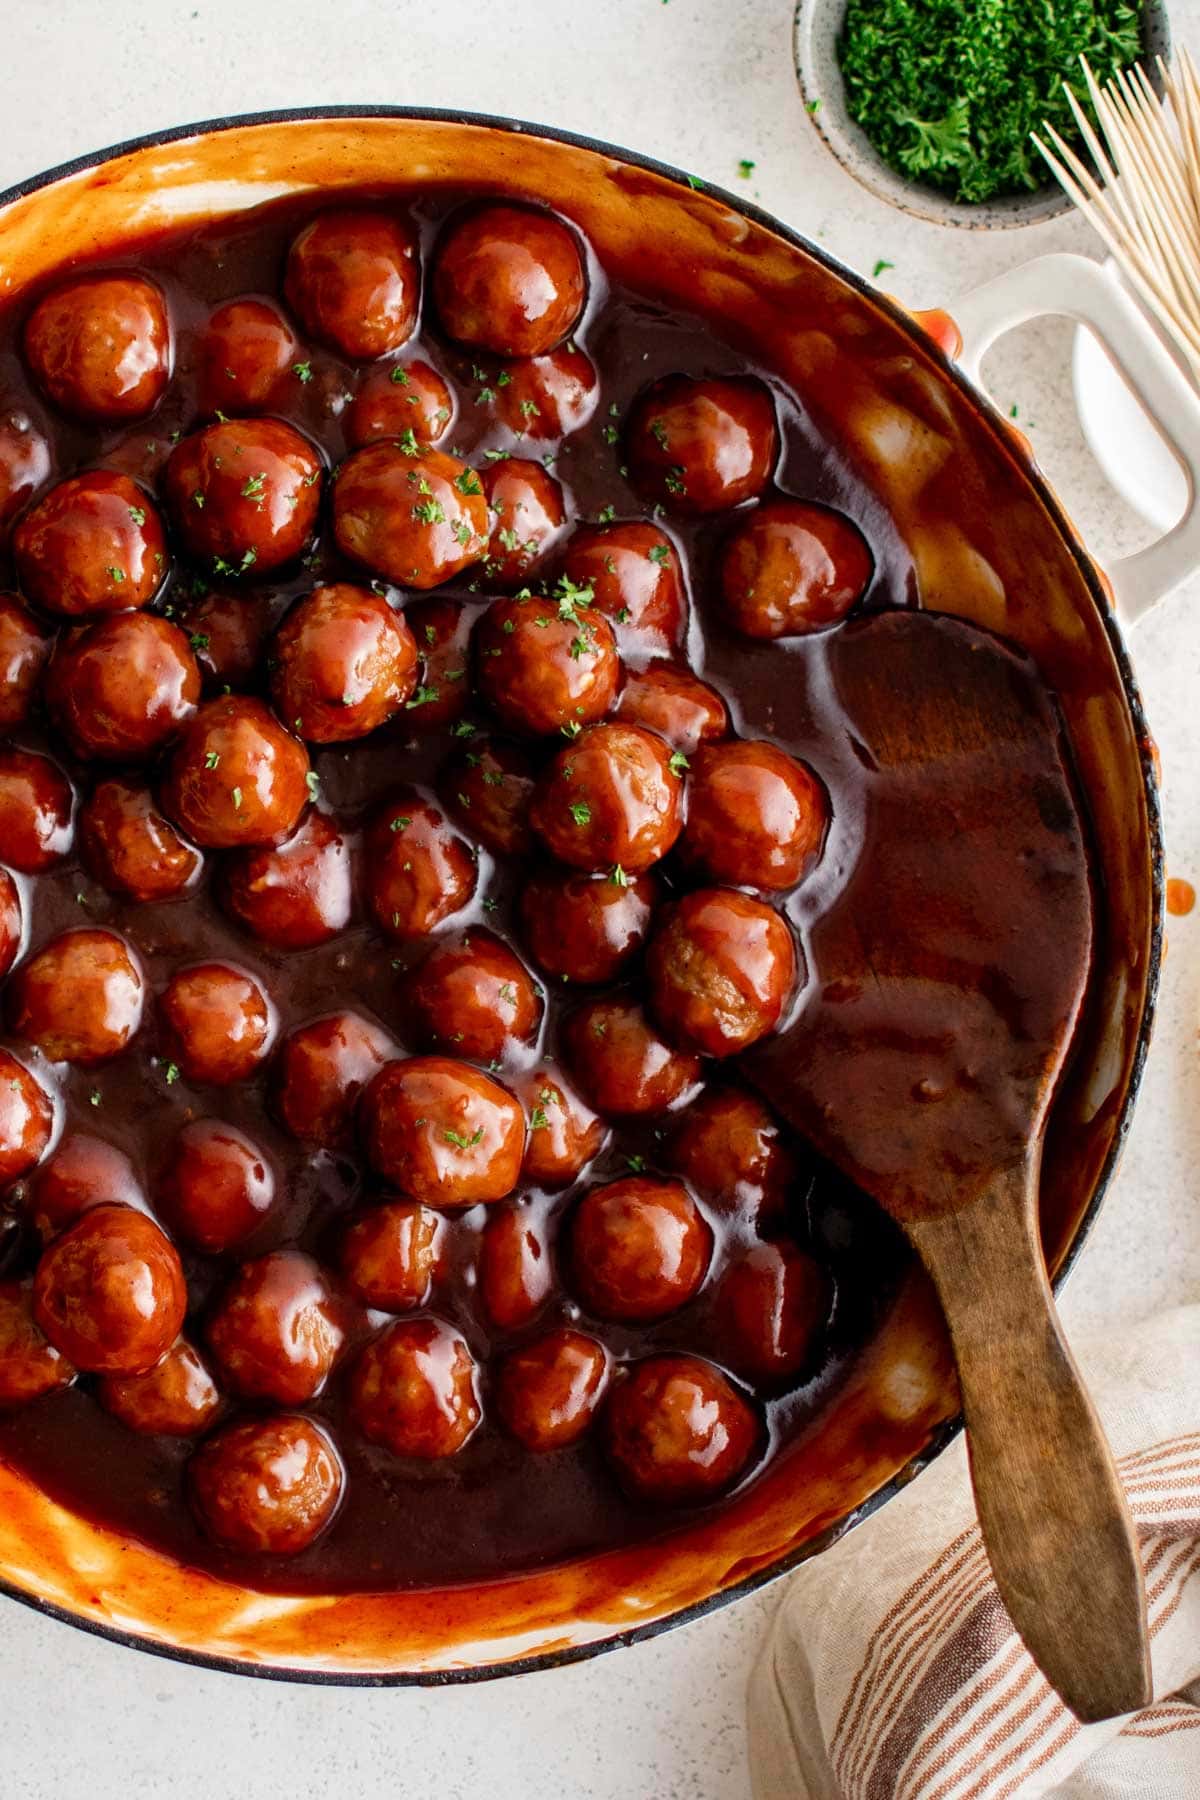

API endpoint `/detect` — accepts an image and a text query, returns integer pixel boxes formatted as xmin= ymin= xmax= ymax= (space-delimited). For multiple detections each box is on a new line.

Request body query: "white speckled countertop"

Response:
xmin=1 ymin=3 xmax=1197 ymax=1794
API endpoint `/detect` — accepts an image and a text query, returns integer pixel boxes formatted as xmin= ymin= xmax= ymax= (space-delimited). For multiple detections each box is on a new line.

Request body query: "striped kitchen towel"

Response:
xmin=747 ymin=1305 xmax=1200 ymax=1799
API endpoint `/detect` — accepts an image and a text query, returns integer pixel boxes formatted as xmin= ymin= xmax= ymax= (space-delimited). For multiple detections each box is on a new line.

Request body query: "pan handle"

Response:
xmin=949 ymin=251 xmax=1200 ymax=624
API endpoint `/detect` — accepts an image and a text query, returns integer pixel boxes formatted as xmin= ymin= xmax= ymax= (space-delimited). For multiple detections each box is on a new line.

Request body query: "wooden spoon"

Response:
xmin=745 ymin=609 xmax=1151 ymax=1724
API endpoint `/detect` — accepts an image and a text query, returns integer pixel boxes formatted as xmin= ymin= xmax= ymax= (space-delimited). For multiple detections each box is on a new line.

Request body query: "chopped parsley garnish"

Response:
xmin=483 ymin=447 xmax=511 ymax=462
xmin=204 ymin=751 xmax=220 ymax=770
xmin=389 ymin=365 xmax=410 ymax=385
xmin=603 ymin=424 xmax=619 ymax=444
xmin=292 ymin=361 xmax=314 ymax=383
xmin=498 ymin=983 xmax=517 ymax=1005
xmin=668 ymin=751 xmax=689 ymax=776
xmin=413 ymin=498 xmax=446 ymax=525
xmin=443 ymin=1126 xmax=485 ymax=1150
xmin=451 ymin=719 xmax=477 ymax=737
xmin=873 ymin=258 xmax=895 ymax=278
xmin=648 ymin=542 xmax=670 ymax=565
xmin=231 ymin=785 xmax=243 ymax=810
xmin=664 ymin=467 xmax=687 ymax=495
xmin=189 ymin=632 xmax=210 ymax=652
xmin=305 ymin=771 xmax=321 ymax=800
xmin=105 ymin=565 xmax=126 ymax=582
xmin=163 ymin=1063 xmax=181 ymax=1086
xmin=389 ymin=815 xmax=412 ymax=833
xmin=241 ymin=472 xmax=266 ymax=499
xmin=685 ymin=173 xmax=704 ymax=190
xmin=397 ymin=427 xmax=421 ymax=456
xmin=454 ymin=468 xmax=483 ymax=495
xmin=529 ymin=1106 xmax=550 ymax=1131
xmin=569 ymin=800 xmax=592 ymax=827
xmin=405 ymin=684 xmax=440 ymax=708
xmin=128 ymin=504 xmax=147 ymax=526
xmin=650 ymin=419 xmax=670 ymax=449
xmin=625 ymin=1153 xmax=646 ymax=1173
xmin=738 ymin=158 xmax=756 ymax=178
xmin=609 ymin=863 xmax=630 ymax=887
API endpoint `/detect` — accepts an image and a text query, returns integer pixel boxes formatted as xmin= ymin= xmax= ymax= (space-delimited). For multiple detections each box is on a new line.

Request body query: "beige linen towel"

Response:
xmin=748 ymin=1305 xmax=1200 ymax=1799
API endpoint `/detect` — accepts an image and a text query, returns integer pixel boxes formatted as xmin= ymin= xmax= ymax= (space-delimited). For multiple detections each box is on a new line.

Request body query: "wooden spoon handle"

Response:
xmin=909 ymin=1164 xmax=1150 ymax=1724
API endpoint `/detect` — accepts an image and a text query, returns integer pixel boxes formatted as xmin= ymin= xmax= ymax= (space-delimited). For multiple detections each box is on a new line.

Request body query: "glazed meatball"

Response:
xmin=219 ymin=810 xmax=352 ymax=949
xmin=341 ymin=1201 xmax=446 ymax=1312
xmin=616 ymin=664 xmax=729 ymax=756
xmin=285 ymin=209 xmax=419 ymax=361
xmin=478 ymin=1202 xmax=552 ymax=1329
xmin=0 ymin=592 xmax=53 ymax=730
xmin=719 ymin=500 xmax=872 ymax=639
xmin=403 ymin=597 xmax=474 ymax=732
xmin=271 ymin=1011 xmax=395 ymax=1148
xmin=481 ymin=457 xmax=566 ymax=585
xmin=0 ymin=1052 xmax=53 ymax=1188
xmin=270 ymin=583 xmax=417 ymax=741
xmin=206 ymin=1250 xmax=345 ymax=1404
xmin=8 ymin=929 xmax=143 ymax=1065
xmin=164 ymin=417 xmax=322 ymax=576
xmin=497 ymin=1329 xmax=609 ymax=1451
xmin=519 ymin=863 xmax=658 ymax=986
xmin=561 ymin=522 xmax=687 ymax=651
xmin=475 ymin=588 xmax=619 ymax=737
xmin=158 ymin=962 xmax=275 ymax=1086
xmin=0 ymin=408 xmax=50 ymax=533
xmin=0 ymin=869 xmax=21 ymax=981
xmin=0 ymin=1281 xmax=73 ymax=1406
xmin=333 ymin=444 xmax=487 ymax=589
xmin=440 ymin=737 xmax=535 ymax=857
xmin=0 ymin=748 xmax=73 ymax=872
xmin=490 ymin=344 xmax=598 ymax=440
xmin=406 ymin=930 xmax=541 ymax=1062
xmin=162 ymin=695 xmax=311 ymax=850
xmin=45 ymin=611 xmax=200 ymax=761
xmin=682 ymin=740 xmax=828 ymax=890
xmin=98 ymin=1338 xmax=221 ymax=1436
xmin=33 ymin=1203 xmax=185 ymax=1376
xmin=516 ymin=1066 xmax=606 ymax=1189
xmin=606 ymin=1354 xmax=758 ymax=1503
xmin=625 ymin=375 xmax=778 ymax=514
xmin=570 ymin=1177 xmax=711 ymax=1322
xmin=24 ymin=274 xmax=169 ymax=422
xmin=346 ymin=358 xmax=454 ymax=450
xmin=197 ymin=297 xmax=300 ymax=415
xmin=668 ymin=1088 xmax=798 ymax=1229
xmin=717 ymin=1240 xmax=831 ymax=1385
xmin=349 ymin=1317 xmax=480 ymax=1459
xmin=157 ymin=1119 xmax=275 ymax=1254
xmin=530 ymin=723 xmax=683 ymax=872
xmin=364 ymin=792 xmax=476 ymax=940
xmin=26 ymin=1133 xmax=142 ymax=1243
xmin=13 ymin=471 xmax=166 ymax=617
xmin=647 ymin=888 xmax=797 ymax=1058
xmin=179 ymin=589 xmax=271 ymax=692
xmin=562 ymin=995 xmax=700 ymax=1118
xmin=79 ymin=778 xmax=201 ymax=902
xmin=360 ymin=1056 xmax=525 ymax=1207
xmin=434 ymin=205 xmax=585 ymax=357
xmin=190 ymin=1413 xmax=343 ymax=1555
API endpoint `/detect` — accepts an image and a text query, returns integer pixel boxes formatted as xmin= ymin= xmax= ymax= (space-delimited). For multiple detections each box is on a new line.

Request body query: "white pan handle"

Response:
xmin=949 ymin=251 xmax=1200 ymax=624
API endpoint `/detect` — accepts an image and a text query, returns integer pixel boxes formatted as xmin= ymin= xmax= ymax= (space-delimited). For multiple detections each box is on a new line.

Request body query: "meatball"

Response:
xmin=45 ymin=611 xmax=200 ymax=761
xmin=561 ymin=522 xmax=687 ymax=651
xmin=98 ymin=1338 xmax=221 ymax=1436
xmin=682 ymin=740 xmax=828 ymax=890
xmin=0 ymin=1052 xmax=54 ymax=1188
xmin=406 ymin=930 xmax=541 ymax=1062
xmin=162 ymin=695 xmax=311 ymax=851
xmin=348 ymin=1317 xmax=480 ymax=1459
xmin=157 ymin=1119 xmax=275 ymax=1254
xmin=79 ymin=778 xmax=201 ymax=902
xmin=197 ymin=297 xmax=300 ymax=415
xmin=346 ymin=358 xmax=454 ymax=450
xmin=0 ymin=1281 xmax=73 ymax=1406
xmin=616 ymin=664 xmax=729 ymax=756
xmin=33 ymin=1203 xmax=185 ymax=1375
xmin=570 ymin=1177 xmax=711 ymax=1322
xmin=158 ymin=962 xmax=275 ymax=1086
xmin=285 ymin=209 xmax=419 ymax=360
xmin=219 ymin=810 xmax=352 ymax=949
xmin=490 ymin=344 xmax=598 ymax=440
xmin=516 ymin=1066 xmax=606 ymax=1189
xmin=0 ymin=748 xmax=73 ymax=872
xmin=481 ymin=457 xmax=566 ymax=585
xmin=519 ymin=863 xmax=658 ymax=986
xmin=333 ymin=444 xmax=487 ymax=590
xmin=360 ymin=1056 xmax=525 ymax=1207
xmin=625 ymin=375 xmax=777 ymax=514
xmin=178 ymin=589 xmax=271 ymax=692
xmin=270 ymin=583 xmax=417 ymax=742
xmin=606 ymin=1354 xmax=758 ymax=1502
xmin=0 ymin=869 xmax=21 ymax=981
xmin=475 ymin=588 xmax=619 ymax=738
xmin=434 ymin=205 xmax=585 ymax=357
xmin=440 ymin=737 xmax=535 ymax=857
xmin=206 ymin=1250 xmax=345 ymax=1404
xmin=562 ymin=995 xmax=700 ymax=1118
xmin=497 ymin=1329 xmax=609 ymax=1451
xmin=189 ymin=1413 xmax=343 ymax=1555
xmin=13 ymin=471 xmax=166 ymax=617
xmin=717 ymin=1240 xmax=831 ymax=1385
xmin=668 ymin=1088 xmax=798 ymax=1229
xmin=0 ymin=408 xmax=50 ymax=534
xmin=719 ymin=500 xmax=872 ymax=639
xmin=341 ymin=1201 xmax=445 ymax=1312
xmin=363 ymin=792 xmax=476 ymax=940
xmin=8 ymin=929 xmax=143 ymax=1065
xmin=530 ymin=723 xmax=683 ymax=872
xmin=647 ymin=888 xmax=797 ymax=1058
xmin=164 ymin=417 xmax=323 ymax=576
xmin=24 ymin=274 xmax=170 ymax=422
xmin=403 ymin=597 xmax=474 ymax=732
xmin=478 ymin=1202 xmax=552 ymax=1329
xmin=0 ymin=591 xmax=53 ymax=730
xmin=26 ymin=1133 xmax=142 ymax=1243
xmin=271 ymin=1011 xmax=395 ymax=1148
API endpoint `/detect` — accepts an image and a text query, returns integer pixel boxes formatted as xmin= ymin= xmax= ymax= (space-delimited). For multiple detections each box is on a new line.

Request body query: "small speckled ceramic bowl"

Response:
xmin=794 ymin=0 xmax=1173 ymax=230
